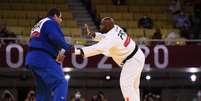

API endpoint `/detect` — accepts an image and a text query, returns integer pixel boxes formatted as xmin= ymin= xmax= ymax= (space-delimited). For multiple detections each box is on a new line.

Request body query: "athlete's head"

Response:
xmin=47 ymin=8 xmax=63 ymax=24
xmin=99 ymin=17 xmax=114 ymax=33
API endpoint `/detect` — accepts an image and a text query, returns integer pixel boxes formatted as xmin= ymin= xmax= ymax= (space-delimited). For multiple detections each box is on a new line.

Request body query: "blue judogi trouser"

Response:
xmin=27 ymin=64 xmax=68 ymax=101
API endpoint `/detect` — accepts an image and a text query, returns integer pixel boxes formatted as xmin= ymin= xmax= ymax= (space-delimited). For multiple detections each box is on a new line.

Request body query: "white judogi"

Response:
xmin=81 ymin=25 xmax=145 ymax=101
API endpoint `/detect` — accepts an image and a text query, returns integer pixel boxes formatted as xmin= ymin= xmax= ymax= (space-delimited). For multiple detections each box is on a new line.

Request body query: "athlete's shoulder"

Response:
xmin=43 ymin=18 xmax=57 ymax=26
xmin=43 ymin=20 xmax=59 ymax=32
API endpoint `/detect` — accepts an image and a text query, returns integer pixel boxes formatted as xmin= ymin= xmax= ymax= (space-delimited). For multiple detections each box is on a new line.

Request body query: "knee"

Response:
xmin=50 ymin=78 xmax=68 ymax=90
xmin=58 ymin=79 xmax=68 ymax=92
xmin=61 ymin=79 xmax=68 ymax=87
xmin=120 ymin=72 xmax=129 ymax=83
xmin=120 ymin=77 xmax=127 ymax=87
xmin=56 ymin=78 xmax=68 ymax=86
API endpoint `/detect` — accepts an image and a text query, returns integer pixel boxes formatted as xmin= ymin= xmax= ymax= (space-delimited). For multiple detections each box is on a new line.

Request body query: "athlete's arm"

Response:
xmin=45 ymin=20 xmax=72 ymax=50
xmin=75 ymin=36 xmax=115 ymax=57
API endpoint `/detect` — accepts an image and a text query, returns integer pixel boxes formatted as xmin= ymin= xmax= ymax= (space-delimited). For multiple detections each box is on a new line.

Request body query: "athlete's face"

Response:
xmin=99 ymin=21 xmax=107 ymax=33
xmin=54 ymin=12 xmax=63 ymax=25
xmin=99 ymin=19 xmax=112 ymax=33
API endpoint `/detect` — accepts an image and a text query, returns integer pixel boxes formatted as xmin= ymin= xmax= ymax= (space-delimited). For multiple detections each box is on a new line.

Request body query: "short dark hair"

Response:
xmin=47 ymin=7 xmax=61 ymax=17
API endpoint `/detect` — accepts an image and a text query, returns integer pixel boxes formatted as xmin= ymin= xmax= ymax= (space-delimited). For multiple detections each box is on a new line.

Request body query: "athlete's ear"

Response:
xmin=52 ymin=14 xmax=57 ymax=20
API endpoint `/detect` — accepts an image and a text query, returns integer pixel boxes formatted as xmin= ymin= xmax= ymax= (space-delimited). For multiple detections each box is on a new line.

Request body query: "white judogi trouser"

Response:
xmin=120 ymin=49 xmax=145 ymax=101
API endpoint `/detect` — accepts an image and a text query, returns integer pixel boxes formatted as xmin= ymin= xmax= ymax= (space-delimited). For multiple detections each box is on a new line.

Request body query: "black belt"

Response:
xmin=28 ymin=47 xmax=56 ymax=59
xmin=121 ymin=45 xmax=139 ymax=65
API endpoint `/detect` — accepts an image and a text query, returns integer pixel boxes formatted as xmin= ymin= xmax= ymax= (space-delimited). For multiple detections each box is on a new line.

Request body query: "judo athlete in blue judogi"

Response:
xmin=26 ymin=8 xmax=73 ymax=101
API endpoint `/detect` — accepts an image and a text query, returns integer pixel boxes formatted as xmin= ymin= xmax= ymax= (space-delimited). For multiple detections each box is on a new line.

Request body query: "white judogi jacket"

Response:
xmin=81 ymin=25 xmax=137 ymax=66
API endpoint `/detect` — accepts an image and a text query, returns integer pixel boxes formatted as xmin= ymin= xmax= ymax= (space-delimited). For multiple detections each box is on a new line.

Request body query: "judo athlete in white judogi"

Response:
xmin=74 ymin=17 xmax=145 ymax=101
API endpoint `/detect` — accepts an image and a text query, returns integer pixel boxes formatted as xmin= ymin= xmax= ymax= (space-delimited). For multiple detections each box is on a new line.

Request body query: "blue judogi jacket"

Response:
xmin=25 ymin=17 xmax=71 ymax=67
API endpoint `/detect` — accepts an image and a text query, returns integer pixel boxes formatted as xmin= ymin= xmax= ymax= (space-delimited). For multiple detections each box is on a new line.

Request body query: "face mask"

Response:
xmin=198 ymin=91 xmax=201 ymax=97
xmin=75 ymin=93 xmax=81 ymax=98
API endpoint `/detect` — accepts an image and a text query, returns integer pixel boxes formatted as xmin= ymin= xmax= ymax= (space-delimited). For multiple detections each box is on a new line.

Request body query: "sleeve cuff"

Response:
xmin=74 ymin=48 xmax=81 ymax=55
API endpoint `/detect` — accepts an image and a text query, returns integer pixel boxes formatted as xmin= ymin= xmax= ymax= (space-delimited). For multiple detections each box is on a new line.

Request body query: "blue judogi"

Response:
xmin=26 ymin=17 xmax=71 ymax=101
